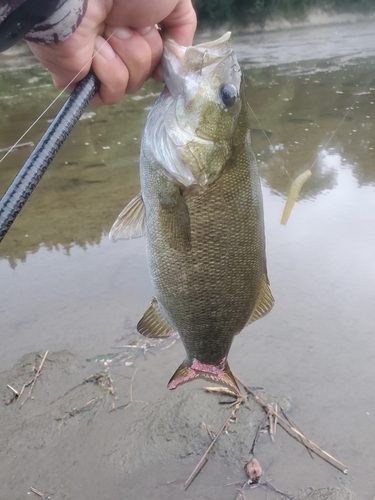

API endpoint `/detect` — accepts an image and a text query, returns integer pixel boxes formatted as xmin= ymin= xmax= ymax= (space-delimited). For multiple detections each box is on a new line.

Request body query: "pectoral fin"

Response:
xmin=137 ymin=298 xmax=176 ymax=338
xmin=167 ymin=358 xmax=240 ymax=396
xmin=109 ymin=193 xmax=146 ymax=241
xmin=246 ymin=274 xmax=275 ymax=326
xmin=158 ymin=186 xmax=191 ymax=251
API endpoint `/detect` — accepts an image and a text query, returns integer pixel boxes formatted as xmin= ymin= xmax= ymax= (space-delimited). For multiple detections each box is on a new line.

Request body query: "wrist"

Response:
xmin=24 ymin=0 xmax=88 ymax=44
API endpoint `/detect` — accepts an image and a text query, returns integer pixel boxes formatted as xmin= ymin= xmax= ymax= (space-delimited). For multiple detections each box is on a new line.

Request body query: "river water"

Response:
xmin=0 ymin=19 xmax=375 ymax=499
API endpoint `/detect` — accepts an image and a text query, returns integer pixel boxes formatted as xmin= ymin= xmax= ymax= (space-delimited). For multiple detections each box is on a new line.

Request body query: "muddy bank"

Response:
xmin=0 ymin=350 xmax=355 ymax=499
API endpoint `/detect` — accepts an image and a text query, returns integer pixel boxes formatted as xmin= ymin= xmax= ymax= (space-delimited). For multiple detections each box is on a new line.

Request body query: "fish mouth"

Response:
xmin=162 ymin=32 xmax=237 ymax=97
xmin=148 ymin=32 xmax=242 ymax=188
xmin=163 ymin=31 xmax=233 ymax=70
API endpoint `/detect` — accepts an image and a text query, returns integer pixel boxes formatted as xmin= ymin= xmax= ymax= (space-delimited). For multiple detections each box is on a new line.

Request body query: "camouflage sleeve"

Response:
xmin=0 ymin=0 xmax=88 ymax=44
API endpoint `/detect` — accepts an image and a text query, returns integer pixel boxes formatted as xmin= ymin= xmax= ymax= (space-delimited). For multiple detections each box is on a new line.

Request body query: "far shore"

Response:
xmin=196 ymin=8 xmax=375 ymax=37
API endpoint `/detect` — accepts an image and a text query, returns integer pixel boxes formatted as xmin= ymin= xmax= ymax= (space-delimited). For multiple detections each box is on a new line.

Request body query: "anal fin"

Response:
xmin=246 ymin=274 xmax=275 ymax=326
xmin=137 ymin=298 xmax=176 ymax=338
xmin=109 ymin=192 xmax=145 ymax=241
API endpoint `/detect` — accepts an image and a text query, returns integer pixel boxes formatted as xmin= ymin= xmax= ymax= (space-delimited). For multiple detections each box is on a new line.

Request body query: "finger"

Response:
xmin=136 ymin=25 xmax=163 ymax=75
xmin=152 ymin=64 xmax=164 ymax=83
xmin=159 ymin=0 xmax=197 ymax=46
xmin=27 ymin=39 xmax=94 ymax=90
xmin=154 ymin=0 xmax=197 ymax=83
xmin=91 ymin=34 xmax=130 ymax=105
xmin=104 ymin=0 xmax=196 ymax=46
xmin=105 ymin=25 xmax=163 ymax=94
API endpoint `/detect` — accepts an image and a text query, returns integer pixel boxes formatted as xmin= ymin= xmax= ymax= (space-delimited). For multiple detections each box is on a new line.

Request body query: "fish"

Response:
xmin=110 ymin=32 xmax=274 ymax=395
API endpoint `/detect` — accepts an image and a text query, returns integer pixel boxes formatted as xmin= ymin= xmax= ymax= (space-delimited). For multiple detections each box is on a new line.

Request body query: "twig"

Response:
xmin=6 ymin=384 xmax=19 ymax=396
xmin=269 ymin=403 xmax=279 ymax=443
xmin=235 ymin=488 xmax=246 ymax=500
xmin=235 ymin=375 xmax=348 ymax=474
xmin=184 ymin=400 xmax=242 ymax=490
xmin=161 ymin=339 xmax=177 ymax=350
xmin=250 ymin=412 xmax=269 ymax=455
xmin=274 ymin=403 xmax=279 ymax=437
xmin=17 ymin=378 xmax=32 ymax=400
xmin=258 ymin=480 xmax=294 ymax=498
xmin=51 ymin=379 xmax=86 ymax=404
xmin=29 ymin=486 xmax=44 ymax=498
xmin=280 ymin=406 xmax=314 ymax=460
xmin=57 ymin=395 xmax=105 ymax=426
xmin=269 ymin=404 xmax=278 ymax=442
xmin=0 ymin=141 xmax=34 ymax=153
xmin=21 ymin=351 xmax=48 ymax=406
xmin=237 ymin=473 xmax=293 ymax=499
xmin=204 ymin=386 xmax=238 ymax=398
xmin=130 ymin=367 xmax=137 ymax=402
xmin=129 ymin=367 xmax=143 ymax=404
xmin=5 ymin=384 xmax=20 ymax=405
xmin=202 ymin=421 xmax=216 ymax=441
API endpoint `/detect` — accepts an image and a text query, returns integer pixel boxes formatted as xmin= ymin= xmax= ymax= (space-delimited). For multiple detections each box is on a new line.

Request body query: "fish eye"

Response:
xmin=220 ymin=84 xmax=237 ymax=107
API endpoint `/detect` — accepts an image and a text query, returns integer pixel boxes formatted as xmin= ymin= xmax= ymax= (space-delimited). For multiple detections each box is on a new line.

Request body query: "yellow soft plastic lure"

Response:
xmin=281 ymin=169 xmax=312 ymax=225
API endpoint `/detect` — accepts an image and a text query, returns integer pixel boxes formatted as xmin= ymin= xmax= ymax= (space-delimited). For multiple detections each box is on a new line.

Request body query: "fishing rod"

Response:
xmin=0 ymin=73 xmax=99 ymax=243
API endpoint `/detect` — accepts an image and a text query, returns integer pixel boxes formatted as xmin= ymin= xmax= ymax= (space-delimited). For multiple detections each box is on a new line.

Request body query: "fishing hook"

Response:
xmin=200 ymin=50 xmax=208 ymax=75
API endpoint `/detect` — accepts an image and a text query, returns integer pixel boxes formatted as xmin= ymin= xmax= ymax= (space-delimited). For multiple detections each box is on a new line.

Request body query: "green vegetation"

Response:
xmin=193 ymin=0 xmax=375 ymax=26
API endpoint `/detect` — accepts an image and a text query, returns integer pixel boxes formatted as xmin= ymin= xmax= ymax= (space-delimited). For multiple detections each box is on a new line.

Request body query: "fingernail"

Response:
xmin=95 ymin=36 xmax=116 ymax=61
xmin=136 ymin=26 xmax=152 ymax=36
xmin=112 ymin=27 xmax=133 ymax=40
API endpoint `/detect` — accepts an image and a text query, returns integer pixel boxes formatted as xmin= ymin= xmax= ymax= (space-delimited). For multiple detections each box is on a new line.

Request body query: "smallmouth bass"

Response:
xmin=110 ymin=33 xmax=274 ymax=395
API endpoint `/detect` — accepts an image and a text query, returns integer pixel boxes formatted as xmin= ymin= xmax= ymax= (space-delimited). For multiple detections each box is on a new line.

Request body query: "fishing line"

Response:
xmin=281 ymin=68 xmax=375 ymax=224
xmin=308 ymin=70 xmax=375 ymax=171
xmin=0 ymin=29 xmax=117 ymax=165
xmin=247 ymin=63 xmax=375 ymax=223
xmin=199 ymin=50 xmax=208 ymax=75
xmin=247 ymin=102 xmax=293 ymax=182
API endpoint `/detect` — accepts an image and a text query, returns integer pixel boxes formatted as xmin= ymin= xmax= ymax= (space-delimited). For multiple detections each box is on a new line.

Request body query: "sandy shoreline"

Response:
xmin=0 ymin=350 xmax=356 ymax=499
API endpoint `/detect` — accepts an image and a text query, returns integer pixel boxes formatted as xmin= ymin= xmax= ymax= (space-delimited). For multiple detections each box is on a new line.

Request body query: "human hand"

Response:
xmin=26 ymin=0 xmax=197 ymax=105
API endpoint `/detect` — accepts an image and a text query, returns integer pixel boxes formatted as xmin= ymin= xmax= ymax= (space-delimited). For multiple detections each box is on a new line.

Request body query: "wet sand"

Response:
xmin=0 ymin=349 xmax=355 ymax=499
xmin=1 ymin=19 xmax=375 ymax=500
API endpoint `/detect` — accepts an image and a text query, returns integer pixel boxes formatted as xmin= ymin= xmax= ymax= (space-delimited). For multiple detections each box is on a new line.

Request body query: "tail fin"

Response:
xmin=167 ymin=358 xmax=240 ymax=396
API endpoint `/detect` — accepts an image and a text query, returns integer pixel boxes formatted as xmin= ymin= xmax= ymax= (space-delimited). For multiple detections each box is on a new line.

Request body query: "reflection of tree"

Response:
xmin=245 ymin=59 xmax=375 ymax=199
xmin=257 ymin=148 xmax=338 ymax=200
xmin=0 ymin=108 xmax=144 ymax=266
xmin=0 ymin=59 xmax=159 ymax=266
xmin=1 ymin=51 xmax=374 ymax=267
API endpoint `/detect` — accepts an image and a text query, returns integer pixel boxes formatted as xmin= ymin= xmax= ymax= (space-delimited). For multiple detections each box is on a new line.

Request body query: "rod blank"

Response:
xmin=0 ymin=74 xmax=99 ymax=242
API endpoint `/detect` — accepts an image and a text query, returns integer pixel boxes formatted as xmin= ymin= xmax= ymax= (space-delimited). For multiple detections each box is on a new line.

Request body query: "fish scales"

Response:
xmin=143 ymin=115 xmax=264 ymax=363
xmin=110 ymin=33 xmax=274 ymax=394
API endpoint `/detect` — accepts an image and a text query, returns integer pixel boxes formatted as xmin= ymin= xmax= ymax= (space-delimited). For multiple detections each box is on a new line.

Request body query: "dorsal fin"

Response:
xmin=137 ymin=298 xmax=176 ymax=338
xmin=246 ymin=274 xmax=275 ymax=326
xmin=109 ymin=193 xmax=146 ymax=241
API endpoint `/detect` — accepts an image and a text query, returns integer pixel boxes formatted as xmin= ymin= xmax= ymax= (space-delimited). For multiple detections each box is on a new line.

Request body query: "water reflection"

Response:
xmin=0 ymin=47 xmax=162 ymax=265
xmin=1 ymin=25 xmax=375 ymax=499
xmin=0 ymin=34 xmax=374 ymax=266
xmin=245 ymin=56 xmax=375 ymax=204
